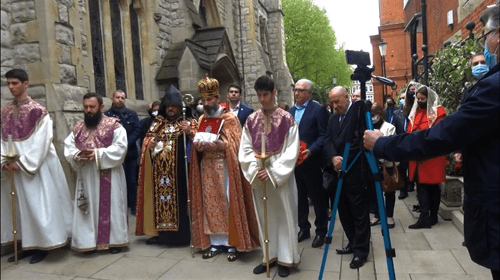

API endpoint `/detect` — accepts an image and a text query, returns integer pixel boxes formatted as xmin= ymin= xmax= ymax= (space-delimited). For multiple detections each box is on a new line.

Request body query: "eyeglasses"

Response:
xmin=478 ymin=29 xmax=496 ymax=47
xmin=294 ymin=88 xmax=308 ymax=93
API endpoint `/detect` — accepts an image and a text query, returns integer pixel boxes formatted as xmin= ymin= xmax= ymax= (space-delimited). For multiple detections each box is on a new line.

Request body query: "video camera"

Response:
xmin=345 ymin=50 xmax=397 ymax=100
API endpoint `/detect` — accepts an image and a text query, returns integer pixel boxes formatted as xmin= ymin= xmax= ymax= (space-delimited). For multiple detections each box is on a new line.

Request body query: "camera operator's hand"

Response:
xmin=363 ymin=130 xmax=383 ymax=150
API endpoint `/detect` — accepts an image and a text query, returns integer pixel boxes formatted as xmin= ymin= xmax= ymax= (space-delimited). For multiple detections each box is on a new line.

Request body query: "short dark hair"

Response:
xmin=113 ymin=90 xmax=126 ymax=98
xmin=83 ymin=92 xmax=103 ymax=105
xmin=480 ymin=4 xmax=499 ymax=32
xmin=5 ymin=69 xmax=29 ymax=82
xmin=254 ymin=75 xmax=274 ymax=92
xmin=152 ymin=101 xmax=160 ymax=108
xmin=227 ymin=84 xmax=242 ymax=93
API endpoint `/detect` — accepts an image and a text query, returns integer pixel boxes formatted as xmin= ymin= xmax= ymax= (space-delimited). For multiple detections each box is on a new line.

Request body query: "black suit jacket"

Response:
xmin=373 ymin=64 xmax=499 ymax=269
xmin=324 ymin=101 xmax=371 ymax=185
xmin=236 ymin=103 xmax=254 ymax=127
xmin=104 ymin=107 xmax=141 ymax=158
xmin=289 ymin=100 xmax=329 ymax=170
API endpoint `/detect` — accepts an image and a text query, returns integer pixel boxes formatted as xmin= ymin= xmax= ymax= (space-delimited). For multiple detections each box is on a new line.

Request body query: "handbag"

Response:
xmin=381 ymin=163 xmax=404 ymax=192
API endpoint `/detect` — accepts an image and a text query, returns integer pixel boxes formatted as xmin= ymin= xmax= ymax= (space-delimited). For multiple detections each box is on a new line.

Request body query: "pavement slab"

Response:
xmin=90 ymin=254 xmax=178 ymax=280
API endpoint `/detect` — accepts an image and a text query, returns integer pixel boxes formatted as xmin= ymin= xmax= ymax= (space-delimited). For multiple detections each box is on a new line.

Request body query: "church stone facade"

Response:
xmin=0 ymin=0 xmax=294 ymax=193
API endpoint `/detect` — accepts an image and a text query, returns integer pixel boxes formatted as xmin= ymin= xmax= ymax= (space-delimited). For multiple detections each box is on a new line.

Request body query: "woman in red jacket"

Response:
xmin=407 ymin=85 xmax=447 ymax=229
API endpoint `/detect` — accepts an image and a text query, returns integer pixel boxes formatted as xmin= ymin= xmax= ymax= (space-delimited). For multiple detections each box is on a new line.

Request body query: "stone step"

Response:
xmin=452 ymin=210 xmax=464 ymax=235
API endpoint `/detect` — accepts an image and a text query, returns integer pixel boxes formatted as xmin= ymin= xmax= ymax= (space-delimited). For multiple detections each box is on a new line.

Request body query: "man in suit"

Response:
xmin=289 ymin=79 xmax=329 ymax=248
xmin=364 ymin=5 xmax=499 ymax=279
xmin=104 ymin=90 xmax=142 ymax=215
xmin=325 ymin=86 xmax=371 ymax=269
xmin=227 ymin=84 xmax=253 ymax=127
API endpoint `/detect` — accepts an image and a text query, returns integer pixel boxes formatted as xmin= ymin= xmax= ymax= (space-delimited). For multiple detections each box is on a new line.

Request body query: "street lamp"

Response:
xmin=379 ymin=39 xmax=388 ymax=98
xmin=332 ymin=75 xmax=337 ymax=86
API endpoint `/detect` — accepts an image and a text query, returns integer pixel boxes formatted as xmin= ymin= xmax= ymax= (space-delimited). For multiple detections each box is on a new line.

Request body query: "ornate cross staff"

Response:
xmin=255 ymin=132 xmax=271 ymax=278
xmin=182 ymin=94 xmax=195 ymax=258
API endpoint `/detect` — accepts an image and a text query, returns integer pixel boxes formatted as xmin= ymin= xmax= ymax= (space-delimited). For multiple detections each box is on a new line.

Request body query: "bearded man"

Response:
xmin=64 ymin=92 xmax=128 ymax=253
xmin=189 ymin=76 xmax=260 ymax=262
xmin=135 ymin=85 xmax=197 ymax=245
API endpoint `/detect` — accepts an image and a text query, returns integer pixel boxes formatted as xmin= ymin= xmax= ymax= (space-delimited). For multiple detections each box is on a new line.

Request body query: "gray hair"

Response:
xmin=480 ymin=4 xmax=499 ymax=32
xmin=296 ymin=79 xmax=314 ymax=93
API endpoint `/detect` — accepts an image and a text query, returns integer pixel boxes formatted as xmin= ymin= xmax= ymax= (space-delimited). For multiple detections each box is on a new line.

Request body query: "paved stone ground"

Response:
xmin=1 ymin=190 xmax=492 ymax=279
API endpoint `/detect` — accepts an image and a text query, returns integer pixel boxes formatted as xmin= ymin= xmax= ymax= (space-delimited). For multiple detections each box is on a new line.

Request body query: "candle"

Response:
xmin=7 ymin=135 xmax=14 ymax=156
xmin=261 ymin=132 xmax=266 ymax=157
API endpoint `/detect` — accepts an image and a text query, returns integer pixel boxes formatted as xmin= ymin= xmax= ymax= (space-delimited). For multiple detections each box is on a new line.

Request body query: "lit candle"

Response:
xmin=261 ymin=132 xmax=266 ymax=157
xmin=7 ymin=135 xmax=14 ymax=156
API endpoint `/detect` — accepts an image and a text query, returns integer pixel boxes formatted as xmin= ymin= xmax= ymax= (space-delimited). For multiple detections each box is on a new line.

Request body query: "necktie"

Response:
xmin=339 ymin=115 xmax=345 ymax=123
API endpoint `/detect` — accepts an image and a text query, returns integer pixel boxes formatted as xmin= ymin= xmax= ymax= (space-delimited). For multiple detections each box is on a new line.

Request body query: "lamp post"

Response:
xmin=379 ymin=39 xmax=388 ymax=98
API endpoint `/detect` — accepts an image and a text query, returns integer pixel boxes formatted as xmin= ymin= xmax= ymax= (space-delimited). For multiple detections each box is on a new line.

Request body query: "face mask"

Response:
xmin=472 ymin=64 xmax=489 ymax=79
xmin=399 ymin=99 xmax=405 ymax=107
xmin=372 ymin=116 xmax=380 ymax=123
xmin=417 ymin=102 xmax=427 ymax=109
xmin=484 ymin=36 xmax=498 ymax=69
xmin=196 ymin=104 xmax=204 ymax=113
xmin=151 ymin=110 xmax=158 ymax=117
xmin=387 ymin=101 xmax=394 ymax=107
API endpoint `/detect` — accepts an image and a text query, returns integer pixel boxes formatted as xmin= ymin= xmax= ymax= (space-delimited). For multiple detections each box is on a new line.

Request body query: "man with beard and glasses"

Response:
xmin=104 ymin=90 xmax=141 ymax=215
xmin=189 ymin=76 xmax=259 ymax=262
xmin=1 ymin=69 xmax=73 ymax=264
xmin=64 ymin=92 xmax=128 ymax=254
xmin=135 ymin=85 xmax=197 ymax=246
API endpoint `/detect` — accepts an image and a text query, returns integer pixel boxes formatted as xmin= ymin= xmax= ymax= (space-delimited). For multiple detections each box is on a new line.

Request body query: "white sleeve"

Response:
xmin=94 ymin=125 xmax=128 ymax=170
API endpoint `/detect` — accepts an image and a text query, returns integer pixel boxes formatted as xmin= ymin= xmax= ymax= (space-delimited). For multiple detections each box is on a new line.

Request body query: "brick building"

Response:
xmin=370 ymin=0 xmax=497 ymax=106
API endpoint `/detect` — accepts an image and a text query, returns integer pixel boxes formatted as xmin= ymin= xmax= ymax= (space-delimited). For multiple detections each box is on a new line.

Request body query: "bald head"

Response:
xmin=329 ymin=86 xmax=350 ymax=115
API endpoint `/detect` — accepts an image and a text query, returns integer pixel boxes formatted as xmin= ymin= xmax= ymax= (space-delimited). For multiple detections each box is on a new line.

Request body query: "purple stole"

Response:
xmin=73 ymin=115 xmax=120 ymax=249
xmin=1 ymin=98 xmax=47 ymax=141
xmin=244 ymin=107 xmax=295 ymax=155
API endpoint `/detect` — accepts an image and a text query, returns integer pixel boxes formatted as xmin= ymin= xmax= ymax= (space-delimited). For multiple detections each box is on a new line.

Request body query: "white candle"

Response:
xmin=261 ymin=132 xmax=266 ymax=157
xmin=7 ymin=135 xmax=14 ymax=156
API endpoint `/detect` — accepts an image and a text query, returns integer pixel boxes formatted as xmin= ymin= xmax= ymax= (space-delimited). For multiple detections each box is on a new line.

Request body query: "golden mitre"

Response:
xmin=197 ymin=76 xmax=219 ymax=98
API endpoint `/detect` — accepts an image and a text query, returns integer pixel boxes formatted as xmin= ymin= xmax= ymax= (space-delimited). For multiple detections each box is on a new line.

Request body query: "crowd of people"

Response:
xmin=1 ymin=4 xmax=498 ymax=279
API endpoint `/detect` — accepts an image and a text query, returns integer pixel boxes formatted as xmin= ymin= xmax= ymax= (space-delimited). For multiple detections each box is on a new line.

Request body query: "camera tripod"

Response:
xmin=318 ymin=64 xmax=397 ymax=280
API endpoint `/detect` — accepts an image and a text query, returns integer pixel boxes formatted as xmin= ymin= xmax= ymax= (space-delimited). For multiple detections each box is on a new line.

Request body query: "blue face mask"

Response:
xmin=399 ymin=99 xmax=405 ymax=107
xmin=472 ymin=64 xmax=489 ymax=79
xmin=484 ymin=38 xmax=498 ymax=69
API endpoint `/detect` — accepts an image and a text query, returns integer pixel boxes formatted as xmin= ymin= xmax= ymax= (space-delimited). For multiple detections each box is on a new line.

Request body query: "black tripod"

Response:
xmin=319 ymin=65 xmax=397 ymax=280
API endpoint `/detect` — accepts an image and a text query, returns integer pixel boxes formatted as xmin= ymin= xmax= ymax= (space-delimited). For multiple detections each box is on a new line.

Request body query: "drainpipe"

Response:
xmin=238 ymin=0 xmax=247 ymax=102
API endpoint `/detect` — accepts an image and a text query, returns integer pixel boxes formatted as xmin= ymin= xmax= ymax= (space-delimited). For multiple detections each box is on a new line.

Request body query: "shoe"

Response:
xmin=227 ymin=247 xmax=238 ymax=262
xmin=408 ymin=184 xmax=415 ymax=192
xmin=311 ymin=235 xmax=325 ymax=248
xmin=398 ymin=192 xmax=408 ymax=199
xmin=7 ymin=250 xmax=35 ymax=262
xmin=387 ymin=218 xmax=395 ymax=228
xmin=462 ymin=241 xmax=466 ymax=246
xmin=146 ymin=236 xmax=159 ymax=245
xmin=130 ymin=207 xmax=136 ymax=216
xmin=349 ymin=256 xmax=366 ymax=269
xmin=408 ymin=220 xmax=431 ymax=229
xmin=202 ymin=246 xmax=222 ymax=259
xmin=253 ymin=262 xmax=276 ymax=274
xmin=430 ymin=215 xmax=438 ymax=226
xmin=278 ymin=265 xmax=290 ymax=277
xmin=29 ymin=250 xmax=48 ymax=264
xmin=412 ymin=204 xmax=420 ymax=212
xmin=336 ymin=247 xmax=353 ymax=254
xmin=370 ymin=217 xmax=380 ymax=226
xmin=109 ymin=247 xmax=122 ymax=254
xmin=297 ymin=230 xmax=310 ymax=243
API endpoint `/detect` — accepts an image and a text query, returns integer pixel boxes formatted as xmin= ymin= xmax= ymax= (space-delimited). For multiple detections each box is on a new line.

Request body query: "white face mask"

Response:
xmin=372 ymin=116 xmax=380 ymax=123
xmin=196 ymin=104 xmax=204 ymax=113
xmin=151 ymin=110 xmax=158 ymax=117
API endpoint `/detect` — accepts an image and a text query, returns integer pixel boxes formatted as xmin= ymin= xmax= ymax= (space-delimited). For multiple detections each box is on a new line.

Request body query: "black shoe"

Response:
xmin=336 ymin=247 xmax=353 ymax=254
xmin=7 ymin=250 xmax=35 ymax=262
xmin=278 ymin=265 xmax=290 ymax=277
xmin=29 ymin=250 xmax=48 ymax=264
xmin=398 ymin=192 xmax=408 ymax=199
xmin=146 ymin=236 xmax=160 ymax=245
xmin=407 ymin=184 xmax=415 ymax=192
xmin=462 ymin=241 xmax=466 ymax=246
xmin=349 ymin=256 xmax=366 ymax=269
xmin=412 ymin=204 xmax=420 ymax=212
xmin=297 ymin=230 xmax=310 ymax=243
xmin=311 ymin=235 xmax=325 ymax=248
xmin=253 ymin=262 xmax=276 ymax=274
xmin=109 ymin=247 xmax=122 ymax=254
xmin=430 ymin=215 xmax=438 ymax=226
xmin=130 ymin=207 xmax=136 ymax=216
xmin=408 ymin=220 xmax=431 ymax=229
